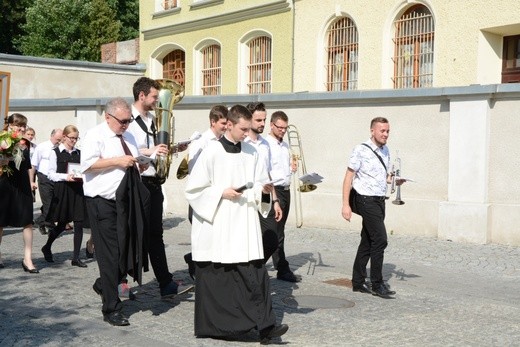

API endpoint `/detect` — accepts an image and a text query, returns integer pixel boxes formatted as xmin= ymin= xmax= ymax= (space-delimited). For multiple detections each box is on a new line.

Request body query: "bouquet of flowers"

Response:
xmin=0 ymin=129 xmax=24 ymax=176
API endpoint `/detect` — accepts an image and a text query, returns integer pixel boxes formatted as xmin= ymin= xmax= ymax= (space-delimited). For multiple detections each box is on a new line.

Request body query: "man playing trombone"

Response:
xmin=341 ymin=117 xmax=405 ymax=299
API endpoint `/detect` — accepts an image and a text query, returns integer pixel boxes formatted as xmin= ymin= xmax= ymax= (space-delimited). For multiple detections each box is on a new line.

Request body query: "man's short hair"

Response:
xmin=132 ymin=77 xmax=161 ymax=101
xmin=370 ymin=117 xmax=389 ymax=128
xmin=227 ymin=105 xmax=252 ymax=125
xmin=270 ymin=110 xmax=288 ymax=124
xmin=105 ymin=97 xmax=131 ymax=116
xmin=246 ymin=102 xmax=266 ymax=115
xmin=209 ymin=105 xmax=229 ymax=123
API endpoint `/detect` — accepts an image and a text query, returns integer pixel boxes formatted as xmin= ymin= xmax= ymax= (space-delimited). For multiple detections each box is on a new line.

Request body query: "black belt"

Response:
xmin=359 ymin=194 xmax=387 ymax=201
xmin=274 ymin=185 xmax=290 ymax=191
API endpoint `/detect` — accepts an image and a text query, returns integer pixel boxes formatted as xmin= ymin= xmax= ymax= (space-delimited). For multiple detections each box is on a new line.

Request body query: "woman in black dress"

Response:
xmin=0 ymin=113 xmax=39 ymax=273
xmin=41 ymin=124 xmax=88 ymax=268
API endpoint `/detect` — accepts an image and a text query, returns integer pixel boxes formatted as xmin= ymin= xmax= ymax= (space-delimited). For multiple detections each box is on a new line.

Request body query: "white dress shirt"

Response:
xmin=80 ymin=122 xmax=139 ymax=200
xmin=47 ymin=144 xmax=80 ymax=182
xmin=31 ymin=139 xmax=56 ymax=175
xmin=244 ymin=134 xmax=272 ymax=173
xmin=265 ymin=134 xmax=292 ymax=187
xmin=126 ymin=105 xmax=157 ymax=177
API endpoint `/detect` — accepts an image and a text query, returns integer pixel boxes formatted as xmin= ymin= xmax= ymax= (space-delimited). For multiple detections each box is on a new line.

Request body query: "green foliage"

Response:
xmin=0 ymin=0 xmax=32 ymax=54
xmin=13 ymin=0 xmax=137 ymax=62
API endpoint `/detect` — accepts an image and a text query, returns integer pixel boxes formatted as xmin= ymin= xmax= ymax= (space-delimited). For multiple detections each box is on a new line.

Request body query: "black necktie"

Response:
xmin=117 ymin=134 xmax=132 ymax=156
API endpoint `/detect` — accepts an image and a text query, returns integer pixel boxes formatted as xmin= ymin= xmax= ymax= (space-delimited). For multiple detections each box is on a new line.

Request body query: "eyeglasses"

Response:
xmin=67 ymin=136 xmax=80 ymax=141
xmin=107 ymin=113 xmax=134 ymax=125
xmin=272 ymin=123 xmax=288 ymax=131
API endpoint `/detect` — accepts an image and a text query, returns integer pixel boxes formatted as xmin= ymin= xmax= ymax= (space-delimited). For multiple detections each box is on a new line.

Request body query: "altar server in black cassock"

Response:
xmin=185 ymin=105 xmax=288 ymax=344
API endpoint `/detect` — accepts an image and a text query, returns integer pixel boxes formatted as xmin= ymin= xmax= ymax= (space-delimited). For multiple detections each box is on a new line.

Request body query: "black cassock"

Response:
xmin=193 ymin=137 xmax=276 ymax=338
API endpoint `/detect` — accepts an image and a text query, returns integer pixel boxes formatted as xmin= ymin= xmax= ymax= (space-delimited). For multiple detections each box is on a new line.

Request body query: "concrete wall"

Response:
xmin=7 ymin=76 xmax=520 ymax=246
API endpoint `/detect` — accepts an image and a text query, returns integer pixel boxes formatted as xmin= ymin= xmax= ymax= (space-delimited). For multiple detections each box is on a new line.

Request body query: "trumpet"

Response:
xmin=390 ymin=151 xmax=405 ymax=205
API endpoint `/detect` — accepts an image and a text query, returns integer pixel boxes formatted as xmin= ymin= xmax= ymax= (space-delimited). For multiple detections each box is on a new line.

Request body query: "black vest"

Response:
xmin=53 ymin=147 xmax=81 ymax=174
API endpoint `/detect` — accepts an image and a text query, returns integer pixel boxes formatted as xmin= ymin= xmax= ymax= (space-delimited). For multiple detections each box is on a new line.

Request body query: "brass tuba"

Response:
xmin=155 ymin=78 xmax=184 ymax=184
xmin=287 ymin=124 xmax=316 ymax=228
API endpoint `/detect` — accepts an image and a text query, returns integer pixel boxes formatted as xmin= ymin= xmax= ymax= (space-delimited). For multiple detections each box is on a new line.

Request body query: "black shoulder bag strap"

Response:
xmin=361 ymin=143 xmax=387 ymax=171
xmin=135 ymin=116 xmax=157 ymax=148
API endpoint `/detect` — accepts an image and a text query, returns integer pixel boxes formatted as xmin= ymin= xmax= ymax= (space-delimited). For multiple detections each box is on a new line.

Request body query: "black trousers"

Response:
xmin=352 ymin=195 xmax=388 ymax=288
xmin=34 ymin=172 xmax=55 ymax=227
xmin=259 ymin=186 xmax=291 ymax=274
xmin=142 ymin=178 xmax=172 ymax=288
xmin=86 ymin=197 xmax=123 ymax=315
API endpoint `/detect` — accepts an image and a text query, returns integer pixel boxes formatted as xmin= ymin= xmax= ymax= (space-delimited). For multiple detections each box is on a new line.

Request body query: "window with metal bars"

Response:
xmin=247 ymin=36 xmax=271 ymax=94
xmin=392 ymin=5 xmax=434 ymax=89
xmin=201 ymin=45 xmax=221 ymax=95
xmin=163 ymin=0 xmax=177 ymax=10
xmin=502 ymin=35 xmax=520 ymax=83
xmin=325 ymin=17 xmax=358 ymax=91
xmin=163 ymin=50 xmax=185 ymax=86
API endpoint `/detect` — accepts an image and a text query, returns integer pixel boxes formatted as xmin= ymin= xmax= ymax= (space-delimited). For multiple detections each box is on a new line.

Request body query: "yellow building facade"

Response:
xmin=140 ymin=0 xmax=520 ymax=94
xmin=140 ymin=0 xmax=294 ymax=95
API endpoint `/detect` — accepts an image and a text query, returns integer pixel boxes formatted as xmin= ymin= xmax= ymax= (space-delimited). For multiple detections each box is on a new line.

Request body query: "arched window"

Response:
xmin=392 ymin=5 xmax=434 ymax=88
xmin=247 ymin=36 xmax=271 ymax=94
xmin=201 ymin=44 xmax=221 ymax=95
xmin=163 ymin=0 xmax=177 ymax=10
xmin=325 ymin=17 xmax=358 ymax=91
xmin=163 ymin=50 xmax=185 ymax=86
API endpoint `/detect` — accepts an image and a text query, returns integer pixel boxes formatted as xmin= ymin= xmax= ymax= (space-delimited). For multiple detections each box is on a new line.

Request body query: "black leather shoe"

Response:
xmin=352 ymin=283 xmax=372 ymax=294
xmin=71 ymin=259 xmax=87 ymax=268
xmin=103 ymin=311 xmax=130 ymax=326
xmin=276 ymin=271 xmax=301 ymax=283
xmin=260 ymin=324 xmax=289 ymax=344
xmin=41 ymin=245 xmax=54 ymax=263
xmin=382 ymin=283 xmax=396 ymax=295
xmin=371 ymin=285 xmax=395 ymax=299
xmin=160 ymin=280 xmax=178 ymax=299
xmin=38 ymin=225 xmax=48 ymax=235
xmin=22 ymin=261 xmax=39 ymax=274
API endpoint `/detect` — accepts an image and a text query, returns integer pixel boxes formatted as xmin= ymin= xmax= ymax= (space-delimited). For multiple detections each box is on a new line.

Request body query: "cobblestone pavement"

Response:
xmin=1 ymin=207 xmax=519 ymax=346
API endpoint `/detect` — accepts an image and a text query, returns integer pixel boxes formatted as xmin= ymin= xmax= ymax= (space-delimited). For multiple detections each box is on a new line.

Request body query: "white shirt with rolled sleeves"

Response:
xmin=349 ymin=139 xmax=390 ymax=197
xmin=80 ymin=122 xmax=139 ymax=200
xmin=265 ymin=134 xmax=291 ymax=187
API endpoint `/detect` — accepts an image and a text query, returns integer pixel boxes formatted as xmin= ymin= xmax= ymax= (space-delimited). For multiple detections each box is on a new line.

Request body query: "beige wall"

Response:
xmin=5 ymin=54 xmax=520 ymax=247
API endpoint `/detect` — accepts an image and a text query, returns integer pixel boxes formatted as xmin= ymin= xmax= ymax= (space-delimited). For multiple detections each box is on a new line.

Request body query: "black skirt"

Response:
xmin=194 ymin=260 xmax=276 ymax=337
xmin=47 ymin=181 xmax=86 ymax=223
xmin=0 ymin=150 xmax=33 ymax=227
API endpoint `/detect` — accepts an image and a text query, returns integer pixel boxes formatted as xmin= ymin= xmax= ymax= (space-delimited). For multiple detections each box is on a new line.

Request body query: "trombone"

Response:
xmin=287 ymin=124 xmax=316 ymax=228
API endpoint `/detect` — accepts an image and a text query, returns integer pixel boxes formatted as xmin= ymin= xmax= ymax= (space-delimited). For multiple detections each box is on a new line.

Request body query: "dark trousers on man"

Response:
xmin=142 ymin=177 xmax=172 ymax=288
xmin=34 ymin=172 xmax=55 ymax=228
xmin=259 ymin=186 xmax=291 ymax=274
xmin=352 ymin=196 xmax=388 ymax=289
xmin=86 ymin=197 xmax=124 ymax=315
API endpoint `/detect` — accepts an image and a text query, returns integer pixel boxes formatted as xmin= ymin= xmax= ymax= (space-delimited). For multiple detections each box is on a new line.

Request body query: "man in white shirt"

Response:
xmin=81 ymin=97 xmax=142 ymax=326
xmin=183 ymin=104 xmax=228 ymax=277
xmin=244 ymin=102 xmax=282 ymax=261
xmin=126 ymin=77 xmax=190 ymax=299
xmin=31 ymin=128 xmax=63 ymax=235
xmin=264 ymin=111 xmax=301 ymax=283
